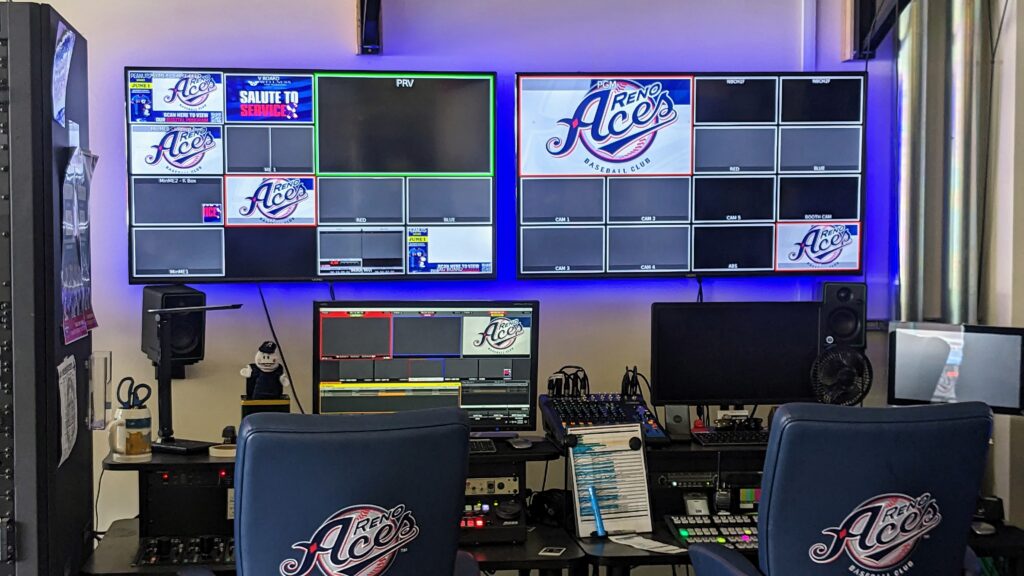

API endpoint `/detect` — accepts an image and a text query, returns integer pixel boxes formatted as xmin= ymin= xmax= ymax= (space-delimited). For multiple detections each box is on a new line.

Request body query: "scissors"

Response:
xmin=117 ymin=377 xmax=152 ymax=409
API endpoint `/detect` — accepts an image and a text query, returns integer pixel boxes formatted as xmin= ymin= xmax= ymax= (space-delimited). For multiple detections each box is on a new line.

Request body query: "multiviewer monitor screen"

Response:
xmin=314 ymin=301 xmax=539 ymax=431
xmin=650 ymin=301 xmax=820 ymax=404
xmin=889 ymin=324 xmax=1024 ymax=414
xmin=516 ymin=73 xmax=865 ymax=277
xmin=125 ymin=69 xmax=495 ymax=282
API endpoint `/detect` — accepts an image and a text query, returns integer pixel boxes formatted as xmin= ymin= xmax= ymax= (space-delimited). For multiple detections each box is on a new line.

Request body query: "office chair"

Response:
xmin=233 ymin=407 xmax=479 ymax=576
xmin=690 ymin=402 xmax=992 ymax=576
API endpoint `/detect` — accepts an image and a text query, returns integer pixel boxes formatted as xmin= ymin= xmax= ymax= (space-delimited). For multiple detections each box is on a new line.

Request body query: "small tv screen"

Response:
xmin=126 ymin=69 xmax=495 ymax=283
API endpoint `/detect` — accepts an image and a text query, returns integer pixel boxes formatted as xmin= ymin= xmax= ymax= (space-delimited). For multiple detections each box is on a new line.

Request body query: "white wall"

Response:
xmin=16 ymin=0 xmax=894 ymax=572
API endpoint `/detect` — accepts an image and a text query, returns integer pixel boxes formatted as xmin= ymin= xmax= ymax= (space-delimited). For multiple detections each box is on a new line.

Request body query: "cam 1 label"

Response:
xmin=518 ymin=75 xmax=693 ymax=177
xmin=225 ymin=176 xmax=316 ymax=226
xmin=225 ymin=74 xmax=314 ymax=123
xmin=128 ymin=70 xmax=224 ymax=123
xmin=130 ymin=125 xmax=224 ymax=175
xmin=776 ymin=222 xmax=860 ymax=271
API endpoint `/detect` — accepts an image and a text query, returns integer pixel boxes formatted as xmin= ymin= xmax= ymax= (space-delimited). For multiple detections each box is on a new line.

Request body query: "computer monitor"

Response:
xmin=313 ymin=301 xmax=539 ymax=431
xmin=126 ymin=68 xmax=496 ymax=283
xmin=650 ymin=301 xmax=820 ymax=405
xmin=888 ymin=322 xmax=1024 ymax=415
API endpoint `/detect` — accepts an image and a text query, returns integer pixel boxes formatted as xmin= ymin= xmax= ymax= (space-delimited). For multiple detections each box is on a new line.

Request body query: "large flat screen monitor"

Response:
xmin=313 ymin=301 xmax=539 ymax=431
xmin=888 ymin=322 xmax=1024 ymax=415
xmin=650 ymin=301 xmax=820 ymax=405
xmin=126 ymin=69 xmax=495 ymax=282
xmin=517 ymin=73 xmax=865 ymax=277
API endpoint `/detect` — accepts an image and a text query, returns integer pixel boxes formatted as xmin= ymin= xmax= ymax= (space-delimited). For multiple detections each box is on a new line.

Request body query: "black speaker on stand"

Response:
xmin=813 ymin=282 xmax=872 ymax=405
xmin=142 ymin=285 xmax=206 ymax=379
xmin=819 ymin=282 xmax=867 ymax=351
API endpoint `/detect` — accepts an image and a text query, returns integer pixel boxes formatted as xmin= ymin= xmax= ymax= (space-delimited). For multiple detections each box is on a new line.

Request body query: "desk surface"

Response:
xmin=104 ymin=436 xmax=560 ymax=471
xmin=82 ymin=519 xmax=585 ymax=575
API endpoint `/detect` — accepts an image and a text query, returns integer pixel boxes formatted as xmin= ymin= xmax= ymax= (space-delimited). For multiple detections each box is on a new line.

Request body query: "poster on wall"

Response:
xmin=518 ymin=75 xmax=693 ymax=177
xmin=61 ymin=147 xmax=99 ymax=345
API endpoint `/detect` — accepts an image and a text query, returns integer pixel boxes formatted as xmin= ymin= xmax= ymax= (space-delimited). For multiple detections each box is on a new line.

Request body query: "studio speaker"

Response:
xmin=820 ymin=282 xmax=867 ymax=351
xmin=142 ymin=285 xmax=206 ymax=376
xmin=356 ymin=0 xmax=382 ymax=54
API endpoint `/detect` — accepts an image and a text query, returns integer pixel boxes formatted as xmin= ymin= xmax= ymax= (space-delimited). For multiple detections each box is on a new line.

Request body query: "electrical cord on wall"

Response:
xmin=696 ymin=276 xmax=704 ymax=303
xmin=258 ymin=285 xmax=306 ymax=414
xmin=978 ymin=0 xmax=1011 ymax=319
xmin=93 ymin=468 xmax=106 ymax=540
xmin=329 ymin=282 xmax=336 ymax=301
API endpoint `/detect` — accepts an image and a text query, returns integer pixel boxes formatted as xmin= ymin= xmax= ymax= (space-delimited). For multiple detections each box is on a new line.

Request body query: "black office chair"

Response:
xmin=233 ymin=407 xmax=479 ymax=576
xmin=690 ymin=402 xmax=992 ymax=576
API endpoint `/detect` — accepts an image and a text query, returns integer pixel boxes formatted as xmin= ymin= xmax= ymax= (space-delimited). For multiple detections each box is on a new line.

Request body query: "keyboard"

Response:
xmin=692 ymin=429 xmax=770 ymax=446
xmin=665 ymin=514 xmax=759 ymax=550
xmin=469 ymin=438 xmax=497 ymax=455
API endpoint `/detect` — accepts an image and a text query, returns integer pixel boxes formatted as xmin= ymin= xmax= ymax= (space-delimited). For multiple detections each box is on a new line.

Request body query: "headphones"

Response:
xmin=547 ymin=365 xmax=590 ymax=397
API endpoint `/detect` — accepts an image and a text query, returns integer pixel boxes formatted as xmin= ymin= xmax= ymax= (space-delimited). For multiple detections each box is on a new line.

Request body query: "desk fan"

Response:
xmin=811 ymin=347 xmax=873 ymax=406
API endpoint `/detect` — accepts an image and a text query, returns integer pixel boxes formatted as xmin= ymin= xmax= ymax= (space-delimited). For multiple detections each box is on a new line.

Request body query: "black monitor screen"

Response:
xmin=888 ymin=323 xmax=1024 ymax=414
xmin=126 ymin=69 xmax=495 ymax=282
xmin=314 ymin=301 xmax=540 ymax=431
xmin=651 ymin=302 xmax=820 ymax=404
xmin=517 ymin=73 xmax=864 ymax=278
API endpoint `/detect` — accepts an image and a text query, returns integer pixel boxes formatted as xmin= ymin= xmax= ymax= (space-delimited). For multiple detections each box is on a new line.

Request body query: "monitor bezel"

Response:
xmin=515 ymin=71 xmax=868 ymax=280
xmin=124 ymin=66 xmax=498 ymax=284
xmin=312 ymin=299 xmax=541 ymax=431
xmin=887 ymin=321 xmax=1024 ymax=416
xmin=649 ymin=300 xmax=822 ymax=405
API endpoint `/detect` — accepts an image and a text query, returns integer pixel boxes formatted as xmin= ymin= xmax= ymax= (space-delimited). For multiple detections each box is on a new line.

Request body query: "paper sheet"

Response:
xmin=57 ymin=356 xmax=77 ymax=467
xmin=569 ymin=423 xmax=653 ymax=536
xmin=610 ymin=534 xmax=686 ymax=554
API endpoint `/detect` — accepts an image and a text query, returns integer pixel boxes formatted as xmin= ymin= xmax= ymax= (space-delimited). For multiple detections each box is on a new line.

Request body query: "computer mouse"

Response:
xmin=507 ymin=437 xmax=533 ymax=450
xmin=971 ymin=521 xmax=997 ymax=536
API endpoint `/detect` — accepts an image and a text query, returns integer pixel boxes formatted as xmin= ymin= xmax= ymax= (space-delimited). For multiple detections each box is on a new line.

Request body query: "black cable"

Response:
xmin=258 ymin=285 xmax=306 ymax=414
xmin=93 ymin=468 xmax=106 ymax=539
xmin=979 ymin=0 xmax=1011 ymax=320
xmin=541 ymin=461 xmax=549 ymax=492
xmin=696 ymin=276 xmax=704 ymax=303
xmin=329 ymin=282 xmax=336 ymax=301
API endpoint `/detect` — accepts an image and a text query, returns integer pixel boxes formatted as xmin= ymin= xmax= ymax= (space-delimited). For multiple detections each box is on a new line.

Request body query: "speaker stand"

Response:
xmin=151 ymin=313 xmax=212 ymax=455
xmin=152 ymin=362 xmax=186 ymax=381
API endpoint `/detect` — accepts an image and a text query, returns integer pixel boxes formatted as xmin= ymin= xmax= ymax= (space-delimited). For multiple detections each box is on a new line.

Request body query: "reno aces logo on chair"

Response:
xmin=280 ymin=504 xmax=420 ymax=576
xmin=809 ymin=493 xmax=942 ymax=574
xmin=547 ymin=80 xmax=678 ymax=164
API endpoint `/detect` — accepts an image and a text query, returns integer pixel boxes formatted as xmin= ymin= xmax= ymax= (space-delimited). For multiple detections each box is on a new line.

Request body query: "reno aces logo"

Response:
xmin=240 ymin=178 xmax=311 ymax=222
xmin=164 ymin=74 xmax=218 ymax=108
xmin=145 ymin=127 xmax=217 ymax=171
xmin=809 ymin=493 xmax=942 ymax=574
xmin=546 ymin=80 xmax=678 ymax=163
xmin=474 ymin=317 xmax=525 ymax=351
xmin=280 ymin=504 xmax=419 ymax=576
xmin=789 ymin=224 xmax=854 ymax=265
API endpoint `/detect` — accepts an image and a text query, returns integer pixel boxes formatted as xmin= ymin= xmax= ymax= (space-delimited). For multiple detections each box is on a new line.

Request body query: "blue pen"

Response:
xmin=589 ymin=486 xmax=607 ymax=537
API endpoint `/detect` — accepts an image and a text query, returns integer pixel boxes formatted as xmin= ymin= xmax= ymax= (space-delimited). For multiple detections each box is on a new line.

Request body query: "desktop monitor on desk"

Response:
xmin=888 ymin=322 xmax=1024 ymax=415
xmin=313 ymin=300 xmax=539 ymax=431
xmin=650 ymin=301 xmax=820 ymax=406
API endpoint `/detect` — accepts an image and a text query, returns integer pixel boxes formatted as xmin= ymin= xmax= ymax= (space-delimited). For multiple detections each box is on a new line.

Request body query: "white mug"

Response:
xmin=109 ymin=407 xmax=152 ymax=463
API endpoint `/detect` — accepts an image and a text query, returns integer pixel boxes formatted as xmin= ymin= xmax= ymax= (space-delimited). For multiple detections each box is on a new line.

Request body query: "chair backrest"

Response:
xmin=235 ymin=408 xmax=470 ymax=575
xmin=758 ymin=402 xmax=991 ymax=576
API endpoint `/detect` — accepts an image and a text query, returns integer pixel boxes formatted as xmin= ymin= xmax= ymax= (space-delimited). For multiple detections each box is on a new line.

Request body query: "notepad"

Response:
xmin=568 ymin=423 xmax=653 ymax=536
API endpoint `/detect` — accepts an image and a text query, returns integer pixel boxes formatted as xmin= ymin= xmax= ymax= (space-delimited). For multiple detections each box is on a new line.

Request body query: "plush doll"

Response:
xmin=240 ymin=341 xmax=289 ymax=400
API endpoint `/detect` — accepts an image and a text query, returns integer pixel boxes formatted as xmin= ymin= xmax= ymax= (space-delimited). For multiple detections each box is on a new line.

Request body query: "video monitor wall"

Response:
xmin=517 ymin=73 xmax=865 ymax=276
xmin=126 ymin=69 xmax=495 ymax=282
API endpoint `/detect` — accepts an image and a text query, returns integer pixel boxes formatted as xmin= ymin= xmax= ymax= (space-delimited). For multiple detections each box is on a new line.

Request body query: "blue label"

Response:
xmin=225 ymin=74 xmax=313 ymax=123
